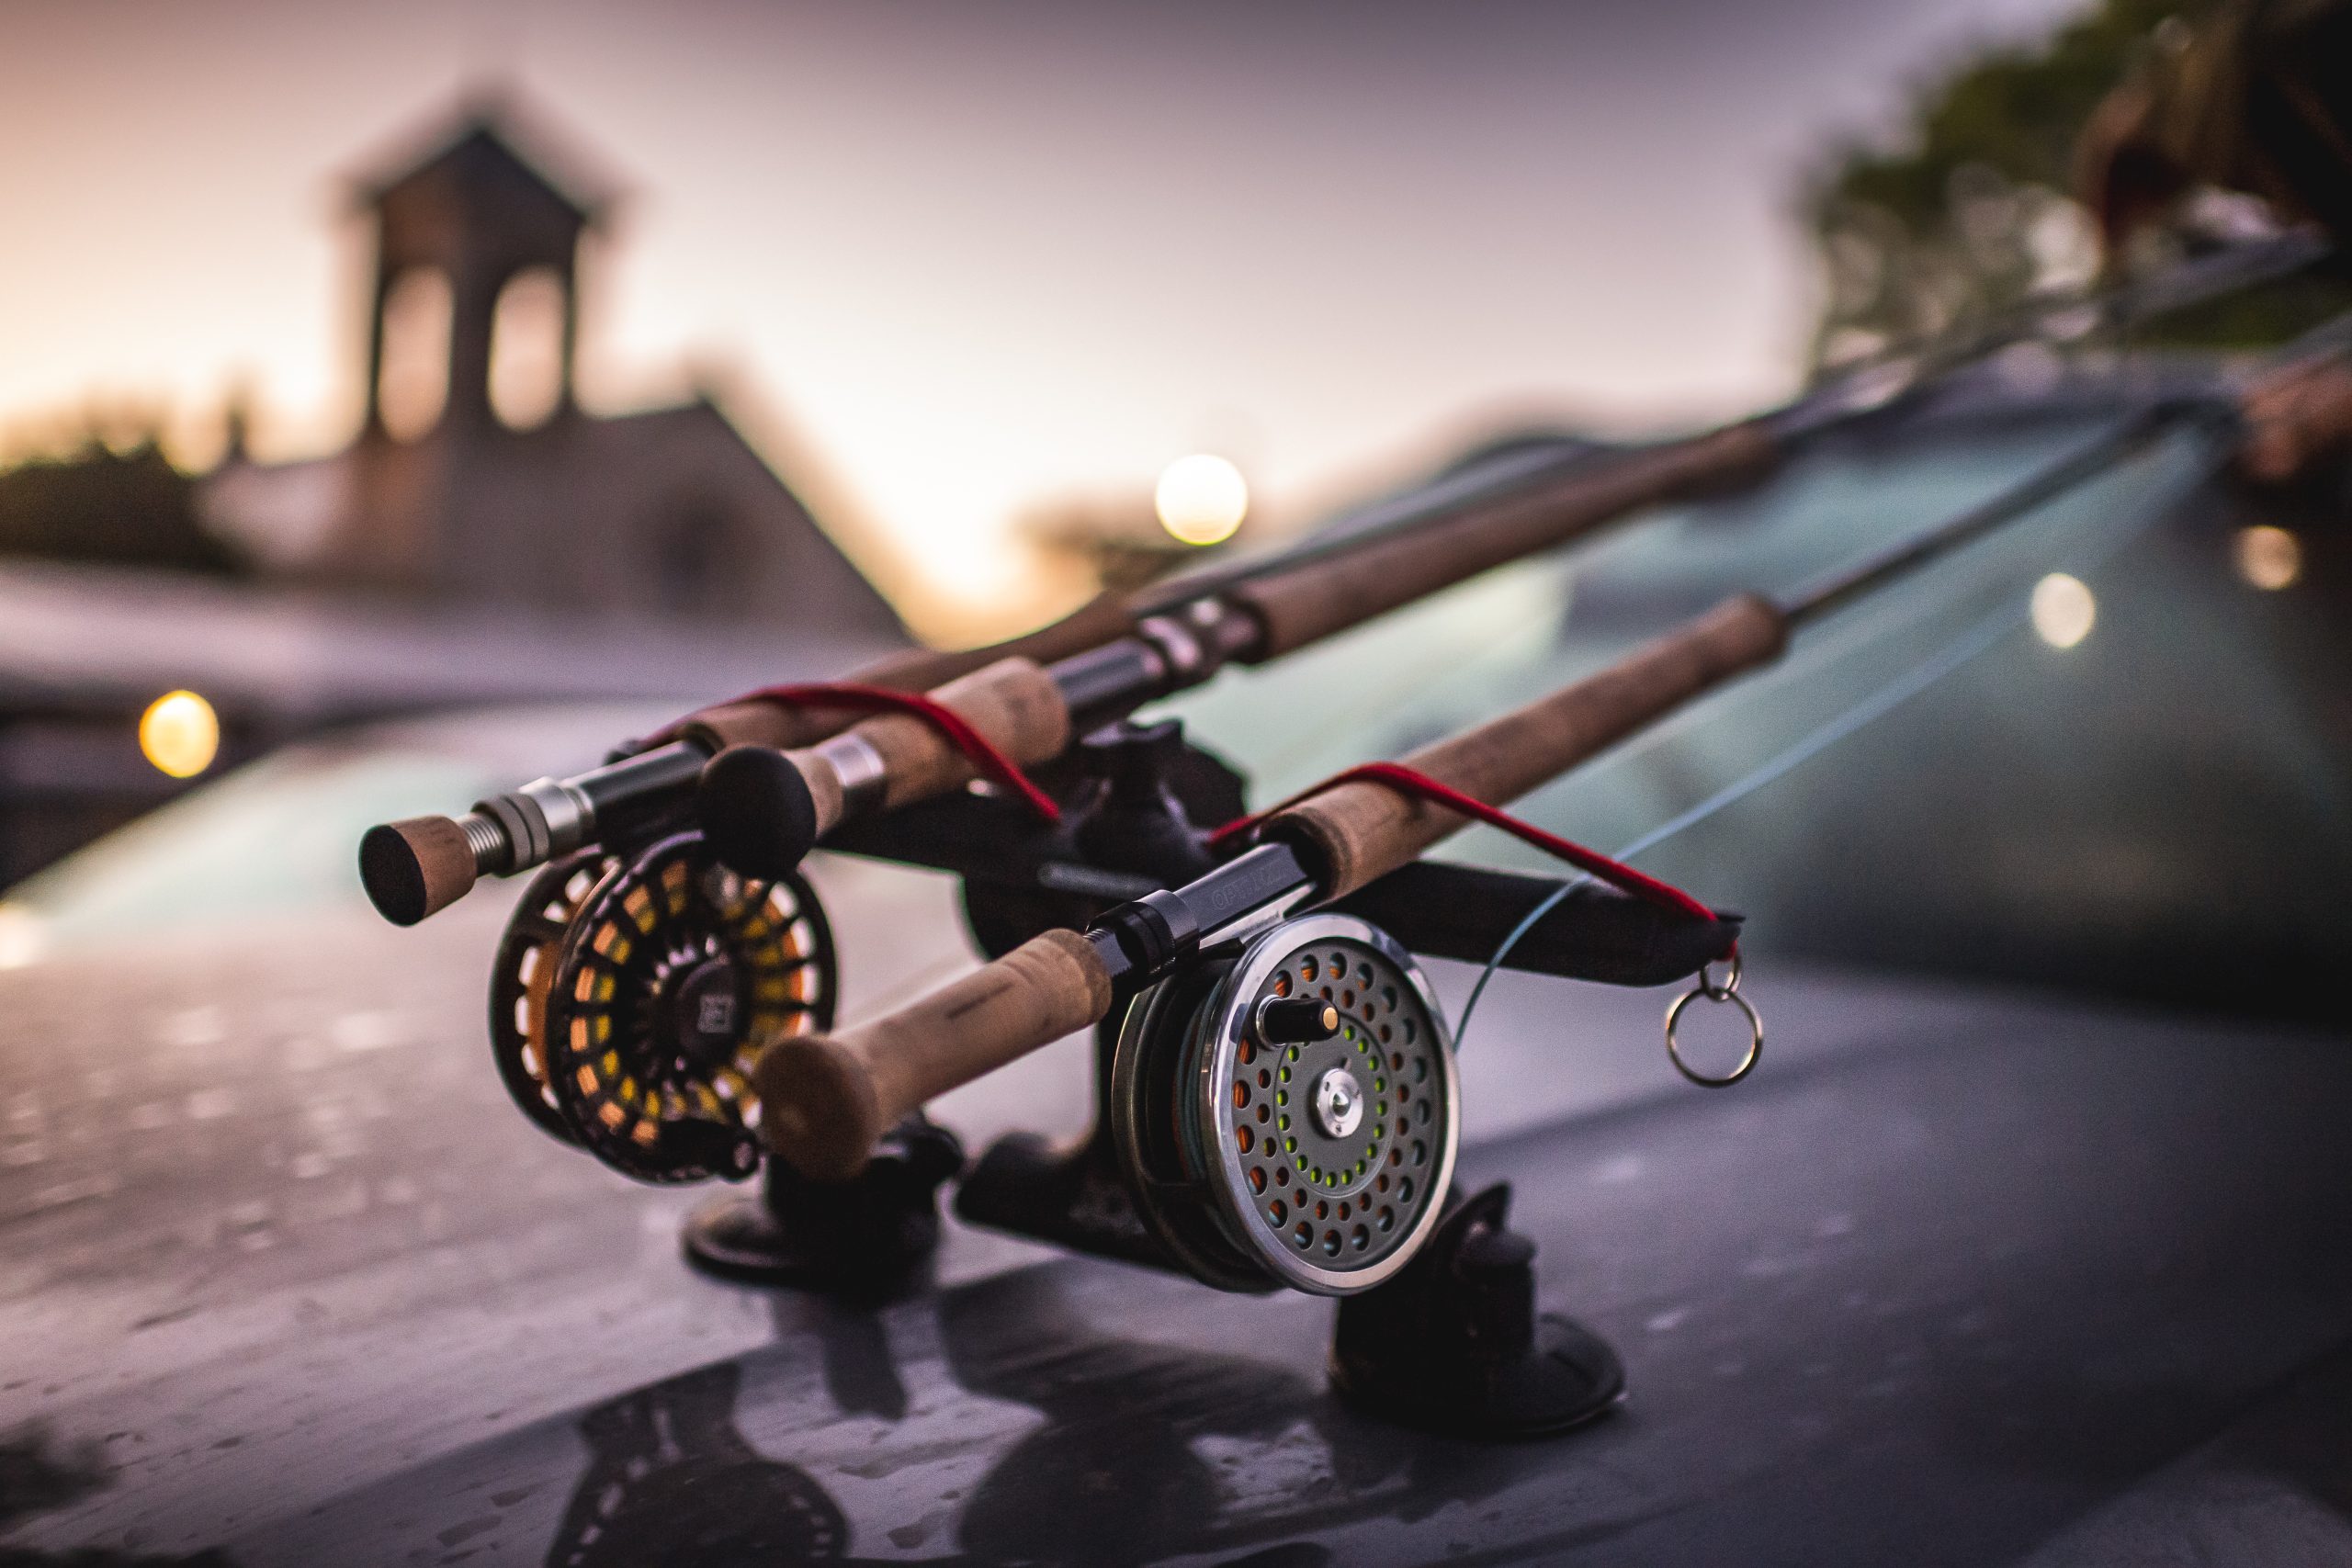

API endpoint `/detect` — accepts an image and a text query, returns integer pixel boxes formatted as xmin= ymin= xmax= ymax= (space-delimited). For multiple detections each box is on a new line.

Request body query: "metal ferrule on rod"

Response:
xmin=474 ymin=776 xmax=594 ymax=873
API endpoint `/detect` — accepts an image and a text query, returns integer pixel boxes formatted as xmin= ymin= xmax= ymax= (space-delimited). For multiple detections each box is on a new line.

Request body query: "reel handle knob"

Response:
xmin=1256 ymin=996 xmax=1340 ymax=1043
xmin=699 ymin=746 xmax=826 ymax=879
xmin=755 ymin=929 xmax=1113 ymax=1180
xmin=701 ymin=656 xmax=1074 ymax=878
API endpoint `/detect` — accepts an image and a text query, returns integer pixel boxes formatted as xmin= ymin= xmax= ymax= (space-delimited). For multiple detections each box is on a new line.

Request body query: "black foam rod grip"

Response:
xmin=1329 ymin=860 xmax=1740 ymax=988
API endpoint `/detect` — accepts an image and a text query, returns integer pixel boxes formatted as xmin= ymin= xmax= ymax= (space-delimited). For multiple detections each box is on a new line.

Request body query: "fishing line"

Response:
xmin=1451 ymin=423 xmax=2239 ymax=1048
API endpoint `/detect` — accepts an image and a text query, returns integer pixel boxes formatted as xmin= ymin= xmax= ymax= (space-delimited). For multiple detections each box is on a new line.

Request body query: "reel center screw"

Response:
xmin=665 ymin=956 xmax=743 ymax=1070
xmin=1312 ymin=1066 xmax=1365 ymax=1139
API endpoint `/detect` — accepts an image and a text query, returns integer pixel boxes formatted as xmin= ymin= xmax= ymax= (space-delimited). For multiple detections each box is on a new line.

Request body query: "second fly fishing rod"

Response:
xmin=356 ymin=228 xmax=2328 ymax=931
xmin=751 ymin=388 xmax=2233 ymax=1190
xmin=619 ymin=236 xmax=2352 ymax=888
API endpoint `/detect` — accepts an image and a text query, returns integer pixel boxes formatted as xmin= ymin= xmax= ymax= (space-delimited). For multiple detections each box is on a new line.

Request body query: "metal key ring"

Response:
xmin=1665 ymin=984 xmax=1762 ymax=1088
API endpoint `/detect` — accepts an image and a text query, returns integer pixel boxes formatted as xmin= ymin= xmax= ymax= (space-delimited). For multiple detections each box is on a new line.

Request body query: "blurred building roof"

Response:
xmin=345 ymin=93 xmax=616 ymax=221
xmin=0 ymin=558 xmax=901 ymax=725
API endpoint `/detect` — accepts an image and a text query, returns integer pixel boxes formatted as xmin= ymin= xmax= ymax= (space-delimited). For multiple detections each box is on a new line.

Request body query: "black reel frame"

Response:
xmin=489 ymin=830 xmax=837 ymax=1186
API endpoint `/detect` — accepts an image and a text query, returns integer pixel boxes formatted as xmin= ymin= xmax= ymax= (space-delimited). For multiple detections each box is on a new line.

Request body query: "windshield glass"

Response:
xmin=0 ymin=703 xmax=675 ymax=964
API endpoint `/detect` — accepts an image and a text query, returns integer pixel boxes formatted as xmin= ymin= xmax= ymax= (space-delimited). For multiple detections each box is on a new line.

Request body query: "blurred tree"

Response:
xmin=0 ymin=427 xmax=243 ymax=575
xmin=1801 ymin=0 xmax=2352 ymax=374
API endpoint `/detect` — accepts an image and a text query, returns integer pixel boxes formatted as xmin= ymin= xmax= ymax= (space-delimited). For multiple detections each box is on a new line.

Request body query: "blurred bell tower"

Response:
xmin=328 ymin=102 xmax=605 ymax=589
xmin=196 ymin=94 xmax=905 ymax=640
xmin=361 ymin=111 xmax=593 ymax=441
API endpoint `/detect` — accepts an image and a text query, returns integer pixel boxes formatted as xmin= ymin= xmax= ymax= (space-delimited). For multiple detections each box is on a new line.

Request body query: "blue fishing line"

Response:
xmin=1450 ymin=429 xmax=2230 ymax=1049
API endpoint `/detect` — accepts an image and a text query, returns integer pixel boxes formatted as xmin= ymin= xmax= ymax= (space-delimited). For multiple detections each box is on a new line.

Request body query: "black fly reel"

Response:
xmin=1113 ymin=913 xmax=1459 ymax=1296
xmin=489 ymin=848 xmax=622 ymax=1145
xmin=498 ymin=829 xmax=836 ymax=1184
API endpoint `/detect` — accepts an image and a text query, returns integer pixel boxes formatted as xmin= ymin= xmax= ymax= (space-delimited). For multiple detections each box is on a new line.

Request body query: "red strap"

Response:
xmin=659 ymin=682 xmax=1061 ymax=822
xmin=1211 ymin=761 xmax=1715 ymax=924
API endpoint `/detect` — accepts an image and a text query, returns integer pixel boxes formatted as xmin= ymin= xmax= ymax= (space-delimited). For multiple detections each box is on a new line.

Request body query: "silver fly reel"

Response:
xmin=1112 ymin=912 xmax=1460 ymax=1296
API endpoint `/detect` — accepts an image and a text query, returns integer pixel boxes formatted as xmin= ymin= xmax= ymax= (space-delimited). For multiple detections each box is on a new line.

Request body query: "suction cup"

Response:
xmin=1330 ymin=1184 xmax=1625 ymax=1438
xmin=683 ymin=1116 xmax=964 ymax=1291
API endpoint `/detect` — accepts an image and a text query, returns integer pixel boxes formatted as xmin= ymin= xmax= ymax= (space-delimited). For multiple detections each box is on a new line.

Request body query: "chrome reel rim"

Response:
xmin=1119 ymin=913 xmax=1459 ymax=1297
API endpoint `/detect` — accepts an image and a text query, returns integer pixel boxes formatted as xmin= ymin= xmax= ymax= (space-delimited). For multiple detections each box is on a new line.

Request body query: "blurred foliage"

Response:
xmin=0 ymin=433 xmax=243 ymax=575
xmin=1803 ymin=0 xmax=2352 ymax=373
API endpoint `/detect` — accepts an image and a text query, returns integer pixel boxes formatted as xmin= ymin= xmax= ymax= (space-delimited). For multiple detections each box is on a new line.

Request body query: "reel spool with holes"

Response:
xmin=540 ymin=830 xmax=837 ymax=1184
xmin=488 ymin=848 xmax=622 ymax=1145
xmin=1112 ymin=912 xmax=1460 ymax=1296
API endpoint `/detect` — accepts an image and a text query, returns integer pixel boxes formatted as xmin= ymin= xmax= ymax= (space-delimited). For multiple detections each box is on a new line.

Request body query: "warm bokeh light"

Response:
xmin=0 ymin=905 xmax=44 ymax=971
xmin=1155 ymin=454 xmax=1250 ymax=546
xmin=140 ymin=689 xmax=220 ymax=779
xmin=2233 ymin=525 xmax=2301 ymax=591
xmin=2030 ymin=572 xmax=2095 ymax=649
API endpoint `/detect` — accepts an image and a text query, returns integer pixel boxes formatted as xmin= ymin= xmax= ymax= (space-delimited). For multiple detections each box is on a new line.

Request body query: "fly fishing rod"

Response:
xmin=752 ymin=392 xmax=2222 ymax=1206
xmin=374 ymin=426 xmax=1773 ymax=1179
xmin=646 ymin=231 xmax=2346 ymax=890
xmin=355 ymin=229 xmax=2328 ymax=933
xmin=495 ymin=308 xmax=2352 ymax=1189
xmin=361 ymin=422 xmax=1783 ymax=933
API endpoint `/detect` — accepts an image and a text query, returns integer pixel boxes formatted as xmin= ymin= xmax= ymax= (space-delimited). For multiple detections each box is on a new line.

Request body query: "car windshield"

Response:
xmin=1165 ymin=408 xmax=2178 ymax=838
xmin=0 ymin=702 xmax=677 ymax=964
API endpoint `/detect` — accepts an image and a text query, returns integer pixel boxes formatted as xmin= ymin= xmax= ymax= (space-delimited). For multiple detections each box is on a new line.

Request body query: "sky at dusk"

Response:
xmin=0 ymin=0 xmax=2082 ymax=636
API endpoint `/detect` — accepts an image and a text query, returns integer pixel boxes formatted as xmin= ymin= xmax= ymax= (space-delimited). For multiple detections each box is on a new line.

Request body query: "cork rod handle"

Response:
xmin=1273 ymin=593 xmax=1791 ymax=898
xmin=680 ymin=592 xmax=1136 ymax=751
xmin=755 ymin=930 xmax=1114 ymax=1180
xmin=826 ymin=657 xmax=1072 ymax=812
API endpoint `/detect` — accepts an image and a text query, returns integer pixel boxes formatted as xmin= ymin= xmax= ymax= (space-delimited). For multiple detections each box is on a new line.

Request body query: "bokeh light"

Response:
xmin=140 ymin=690 xmax=220 ymax=779
xmin=2030 ymin=573 xmax=2096 ymax=649
xmin=1154 ymin=454 xmax=1249 ymax=547
xmin=2233 ymin=525 xmax=2301 ymax=591
xmin=0 ymin=905 xmax=44 ymax=970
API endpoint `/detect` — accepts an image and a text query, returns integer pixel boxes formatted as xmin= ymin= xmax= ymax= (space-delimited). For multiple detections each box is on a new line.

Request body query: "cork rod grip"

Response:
xmin=777 ymin=654 xmax=1074 ymax=841
xmin=681 ymin=592 xmax=1136 ymax=751
xmin=1276 ymin=593 xmax=1790 ymax=898
xmin=754 ymin=930 xmax=1114 ymax=1180
xmin=1230 ymin=423 xmax=1779 ymax=660
xmin=843 ymin=657 xmax=1071 ymax=812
